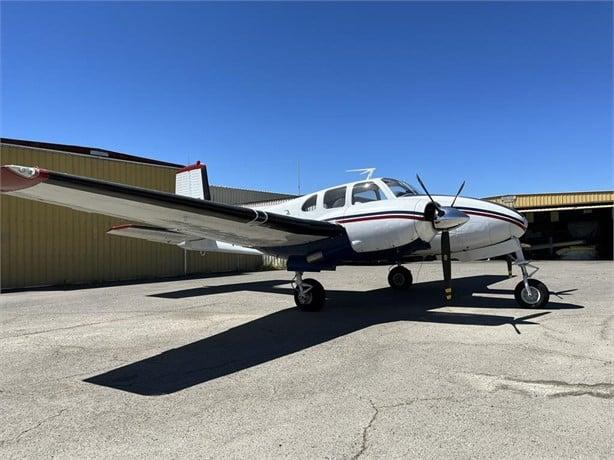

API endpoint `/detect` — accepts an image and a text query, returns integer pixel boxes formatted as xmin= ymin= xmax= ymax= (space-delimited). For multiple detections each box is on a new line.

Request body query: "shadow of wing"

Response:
xmin=84 ymin=275 xmax=581 ymax=395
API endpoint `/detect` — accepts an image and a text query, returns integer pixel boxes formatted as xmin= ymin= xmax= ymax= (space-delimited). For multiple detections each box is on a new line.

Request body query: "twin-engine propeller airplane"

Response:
xmin=0 ymin=163 xmax=550 ymax=311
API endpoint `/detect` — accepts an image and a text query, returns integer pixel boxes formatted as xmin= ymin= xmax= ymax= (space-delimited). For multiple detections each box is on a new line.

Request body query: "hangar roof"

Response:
xmin=486 ymin=190 xmax=614 ymax=212
xmin=0 ymin=137 xmax=296 ymax=202
xmin=1 ymin=137 xmax=183 ymax=168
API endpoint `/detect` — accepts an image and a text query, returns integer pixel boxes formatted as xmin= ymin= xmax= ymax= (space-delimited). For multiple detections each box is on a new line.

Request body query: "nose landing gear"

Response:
xmin=514 ymin=278 xmax=549 ymax=308
xmin=509 ymin=239 xmax=550 ymax=308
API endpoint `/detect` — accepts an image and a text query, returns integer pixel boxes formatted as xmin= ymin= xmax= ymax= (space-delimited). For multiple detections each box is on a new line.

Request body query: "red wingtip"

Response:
xmin=0 ymin=165 xmax=49 ymax=193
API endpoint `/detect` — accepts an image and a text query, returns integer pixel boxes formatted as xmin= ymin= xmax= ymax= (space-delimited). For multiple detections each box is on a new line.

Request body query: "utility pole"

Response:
xmin=297 ymin=159 xmax=301 ymax=195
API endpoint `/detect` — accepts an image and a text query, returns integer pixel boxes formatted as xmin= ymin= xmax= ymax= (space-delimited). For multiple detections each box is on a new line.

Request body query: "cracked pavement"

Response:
xmin=1 ymin=261 xmax=612 ymax=458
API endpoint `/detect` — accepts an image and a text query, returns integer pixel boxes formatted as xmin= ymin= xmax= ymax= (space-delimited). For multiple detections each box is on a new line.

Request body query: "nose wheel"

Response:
xmin=388 ymin=266 xmax=413 ymax=290
xmin=514 ymin=279 xmax=549 ymax=308
xmin=509 ymin=238 xmax=550 ymax=308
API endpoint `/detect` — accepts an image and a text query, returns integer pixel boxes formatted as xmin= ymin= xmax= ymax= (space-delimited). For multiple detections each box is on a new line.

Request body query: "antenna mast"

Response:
xmin=347 ymin=167 xmax=376 ymax=180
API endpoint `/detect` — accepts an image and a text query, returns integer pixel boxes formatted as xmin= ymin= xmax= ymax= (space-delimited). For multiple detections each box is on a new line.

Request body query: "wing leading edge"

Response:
xmin=0 ymin=165 xmax=344 ymax=248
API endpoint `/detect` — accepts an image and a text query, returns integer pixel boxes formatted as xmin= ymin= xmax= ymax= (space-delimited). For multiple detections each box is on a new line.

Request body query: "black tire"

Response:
xmin=514 ymin=279 xmax=550 ymax=308
xmin=294 ymin=278 xmax=325 ymax=311
xmin=388 ymin=266 xmax=413 ymax=290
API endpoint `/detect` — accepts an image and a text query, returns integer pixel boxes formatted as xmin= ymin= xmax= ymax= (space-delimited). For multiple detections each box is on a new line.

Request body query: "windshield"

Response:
xmin=382 ymin=178 xmax=418 ymax=197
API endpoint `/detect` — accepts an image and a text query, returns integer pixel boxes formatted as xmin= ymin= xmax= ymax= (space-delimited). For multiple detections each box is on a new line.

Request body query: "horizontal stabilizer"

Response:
xmin=108 ymin=224 xmax=263 ymax=255
xmin=179 ymin=239 xmax=263 ymax=255
xmin=107 ymin=224 xmax=189 ymax=245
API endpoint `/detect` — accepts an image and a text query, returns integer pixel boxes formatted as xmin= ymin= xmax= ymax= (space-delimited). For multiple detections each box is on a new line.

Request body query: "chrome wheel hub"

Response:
xmin=521 ymin=286 xmax=540 ymax=305
xmin=296 ymin=284 xmax=313 ymax=304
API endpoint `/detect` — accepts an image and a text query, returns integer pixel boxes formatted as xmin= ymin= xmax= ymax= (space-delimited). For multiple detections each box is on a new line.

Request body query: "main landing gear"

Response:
xmin=292 ymin=272 xmax=326 ymax=311
xmin=291 ymin=265 xmax=416 ymax=311
xmin=388 ymin=265 xmax=413 ymax=290
xmin=291 ymin=239 xmax=550 ymax=310
xmin=509 ymin=239 xmax=550 ymax=308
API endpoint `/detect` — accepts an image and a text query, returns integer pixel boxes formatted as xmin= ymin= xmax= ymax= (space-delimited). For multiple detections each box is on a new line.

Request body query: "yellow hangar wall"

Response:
xmin=0 ymin=143 xmax=284 ymax=289
xmin=487 ymin=191 xmax=614 ymax=211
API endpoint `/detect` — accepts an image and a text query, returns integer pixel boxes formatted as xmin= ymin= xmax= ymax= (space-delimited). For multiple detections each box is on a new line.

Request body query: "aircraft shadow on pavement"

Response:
xmin=84 ymin=275 xmax=582 ymax=396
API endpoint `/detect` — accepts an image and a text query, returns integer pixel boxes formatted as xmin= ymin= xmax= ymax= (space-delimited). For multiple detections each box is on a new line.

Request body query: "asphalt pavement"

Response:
xmin=1 ymin=261 xmax=612 ymax=458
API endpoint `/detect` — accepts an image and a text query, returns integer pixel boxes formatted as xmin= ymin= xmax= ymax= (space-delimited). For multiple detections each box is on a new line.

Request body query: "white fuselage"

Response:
xmin=253 ymin=177 xmax=527 ymax=261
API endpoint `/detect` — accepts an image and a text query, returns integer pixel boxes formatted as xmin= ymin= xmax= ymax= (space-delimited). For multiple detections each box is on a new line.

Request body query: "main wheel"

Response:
xmin=388 ymin=266 xmax=413 ymax=290
xmin=294 ymin=278 xmax=325 ymax=311
xmin=514 ymin=279 xmax=550 ymax=308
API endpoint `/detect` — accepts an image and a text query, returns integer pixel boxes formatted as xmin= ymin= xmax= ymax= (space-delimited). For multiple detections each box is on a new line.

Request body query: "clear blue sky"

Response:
xmin=1 ymin=1 xmax=612 ymax=196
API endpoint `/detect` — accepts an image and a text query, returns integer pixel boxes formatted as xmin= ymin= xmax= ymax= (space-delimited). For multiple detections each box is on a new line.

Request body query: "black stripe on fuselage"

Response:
xmin=323 ymin=209 xmax=423 ymax=222
xmin=455 ymin=206 xmax=526 ymax=227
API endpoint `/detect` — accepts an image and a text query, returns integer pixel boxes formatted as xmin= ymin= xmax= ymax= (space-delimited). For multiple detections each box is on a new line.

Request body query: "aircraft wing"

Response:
xmin=0 ymin=165 xmax=344 ymax=248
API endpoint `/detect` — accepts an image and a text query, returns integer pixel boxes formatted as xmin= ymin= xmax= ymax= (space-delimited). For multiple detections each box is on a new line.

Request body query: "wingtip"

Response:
xmin=0 ymin=165 xmax=49 ymax=193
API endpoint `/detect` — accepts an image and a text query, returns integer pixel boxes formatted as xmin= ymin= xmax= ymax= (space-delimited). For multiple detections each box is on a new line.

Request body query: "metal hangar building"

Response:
xmin=487 ymin=191 xmax=613 ymax=260
xmin=1 ymin=138 xmax=612 ymax=290
xmin=0 ymin=138 xmax=294 ymax=290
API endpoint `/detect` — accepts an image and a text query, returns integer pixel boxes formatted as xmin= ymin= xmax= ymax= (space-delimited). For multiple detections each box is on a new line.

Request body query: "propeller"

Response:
xmin=451 ymin=181 xmax=465 ymax=207
xmin=416 ymin=175 xmax=470 ymax=302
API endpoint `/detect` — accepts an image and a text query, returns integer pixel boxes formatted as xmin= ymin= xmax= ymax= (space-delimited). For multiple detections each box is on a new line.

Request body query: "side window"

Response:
xmin=301 ymin=195 xmax=317 ymax=212
xmin=323 ymin=187 xmax=347 ymax=209
xmin=352 ymin=182 xmax=385 ymax=204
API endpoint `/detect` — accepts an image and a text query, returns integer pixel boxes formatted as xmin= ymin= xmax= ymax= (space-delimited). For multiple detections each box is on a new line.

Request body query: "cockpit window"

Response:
xmin=382 ymin=178 xmax=418 ymax=197
xmin=352 ymin=181 xmax=385 ymax=204
xmin=301 ymin=195 xmax=317 ymax=212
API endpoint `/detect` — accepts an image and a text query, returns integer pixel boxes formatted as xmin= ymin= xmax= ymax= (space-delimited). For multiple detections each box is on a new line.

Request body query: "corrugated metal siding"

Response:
xmin=487 ymin=191 xmax=614 ymax=210
xmin=0 ymin=143 xmax=286 ymax=289
xmin=210 ymin=186 xmax=295 ymax=205
xmin=248 ymin=198 xmax=296 ymax=209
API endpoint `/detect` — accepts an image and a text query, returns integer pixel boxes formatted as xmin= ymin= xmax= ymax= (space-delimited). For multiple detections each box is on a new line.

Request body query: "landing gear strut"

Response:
xmin=388 ymin=265 xmax=413 ymax=290
xmin=292 ymin=272 xmax=326 ymax=311
xmin=509 ymin=239 xmax=550 ymax=308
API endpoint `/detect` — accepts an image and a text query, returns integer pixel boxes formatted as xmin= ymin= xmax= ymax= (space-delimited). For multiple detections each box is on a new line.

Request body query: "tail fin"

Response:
xmin=175 ymin=161 xmax=211 ymax=200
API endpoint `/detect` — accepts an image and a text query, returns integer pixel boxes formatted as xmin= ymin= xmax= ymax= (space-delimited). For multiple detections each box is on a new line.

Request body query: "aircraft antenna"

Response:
xmin=347 ymin=167 xmax=376 ymax=180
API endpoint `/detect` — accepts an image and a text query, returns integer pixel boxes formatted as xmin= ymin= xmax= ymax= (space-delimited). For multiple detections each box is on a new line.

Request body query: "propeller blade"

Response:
xmin=450 ymin=180 xmax=466 ymax=207
xmin=415 ymin=174 xmax=436 ymax=204
xmin=441 ymin=230 xmax=452 ymax=301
